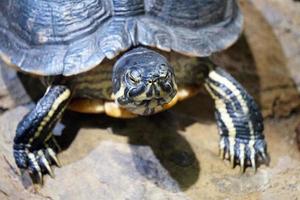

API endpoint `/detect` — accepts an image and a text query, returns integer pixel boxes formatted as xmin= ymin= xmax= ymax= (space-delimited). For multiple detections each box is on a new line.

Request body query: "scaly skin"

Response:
xmin=13 ymin=48 xmax=268 ymax=184
xmin=204 ymin=61 xmax=268 ymax=171
xmin=14 ymin=86 xmax=71 ymax=183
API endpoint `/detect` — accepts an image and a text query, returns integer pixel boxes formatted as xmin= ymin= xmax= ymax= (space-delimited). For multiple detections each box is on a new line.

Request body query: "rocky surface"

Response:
xmin=250 ymin=0 xmax=300 ymax=91
xmin=215 ymin=0 xmax=300 ymax=117
xmin=0 ymin=0 xmax=300 ymax=200
xmin=0 ymin=61 xmax=31 ymax=113
xmin=1 ymin=100 xmax=300 ymax=200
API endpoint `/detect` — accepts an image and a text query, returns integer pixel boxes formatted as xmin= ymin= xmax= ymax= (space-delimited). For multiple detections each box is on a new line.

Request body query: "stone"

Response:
xmin=1 ymin=0 xmax=300 ymax=199
xmin=0 ymin=106 xmax=191 ymax=200
xmin=247 ymin=0 xmax=300 ymax=114
xmin=1 ymin=102 xmax=300 ymax=199
xmin=249 ymin=0 xmax=300 ymax=73
xmin=0 ymin=61 xmax=31 ymax=113
xmin=213 ymin=0 xmax=300 ymax=118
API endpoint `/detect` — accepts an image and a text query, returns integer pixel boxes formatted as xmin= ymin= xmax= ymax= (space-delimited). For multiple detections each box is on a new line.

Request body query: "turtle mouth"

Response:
xmin=135 ymin=97 xmax=167 ymax=106
xmin=128 ymin=98 xmax=167 ymax=115
xmin=115 ymin=88 xmax=177 ymax=116
xmin=114 ymin=72 xmax=177 ymax=116
xmin=130 ymin=86 xmax=177 ymax=106
xmin=125 ymin=89 xmax=177 ymax=115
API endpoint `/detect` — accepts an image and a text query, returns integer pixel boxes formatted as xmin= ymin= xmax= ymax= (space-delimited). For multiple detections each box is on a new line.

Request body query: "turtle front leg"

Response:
xmin=203 ymin=60 xmax=268 ymax=171
xmin=14 ymin=85 xmax=71 ymax=183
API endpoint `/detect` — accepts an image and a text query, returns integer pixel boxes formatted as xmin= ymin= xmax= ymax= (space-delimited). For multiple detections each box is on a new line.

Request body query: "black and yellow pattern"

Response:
xmin=112 ymin=47 xmax=177 ymax=116
xmin=12 ymin=47 xmax=269 ymax=185
xmin=204 ymin=65 xmax=268 ymax=170
xmin=14 ymin=85 xmax=71 ymax=183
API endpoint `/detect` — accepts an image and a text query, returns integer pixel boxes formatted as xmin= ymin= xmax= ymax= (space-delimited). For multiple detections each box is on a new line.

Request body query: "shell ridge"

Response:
xmin=0 ymin=0 xmax=243 ymax=75
xmin=136 ymin=2 xmax=243 ymax=57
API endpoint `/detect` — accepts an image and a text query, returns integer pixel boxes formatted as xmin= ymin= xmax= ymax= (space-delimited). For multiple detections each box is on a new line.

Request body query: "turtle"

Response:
xmin=0 ymin=0 xmax=268 ymax=184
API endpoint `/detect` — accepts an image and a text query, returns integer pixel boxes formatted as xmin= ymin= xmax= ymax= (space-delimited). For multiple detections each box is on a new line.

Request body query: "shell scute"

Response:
xmin=0 ymin=0 xmax=243 ymax=76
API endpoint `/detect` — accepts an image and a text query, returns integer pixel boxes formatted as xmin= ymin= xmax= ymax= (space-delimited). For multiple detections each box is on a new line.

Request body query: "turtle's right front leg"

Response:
xmin=13 ymin=85 xmax=71 ymax=183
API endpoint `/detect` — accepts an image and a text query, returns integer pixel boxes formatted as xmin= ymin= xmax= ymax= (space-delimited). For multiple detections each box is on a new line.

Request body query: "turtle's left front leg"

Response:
xmin=14 ymin=85 xmax=71 ymax=183
xmin=202 ymin=59 xmax=268 ymax=171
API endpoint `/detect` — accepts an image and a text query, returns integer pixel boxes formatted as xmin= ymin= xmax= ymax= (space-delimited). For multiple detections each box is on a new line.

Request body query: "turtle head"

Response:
xmin=112 ymin=47 xmax=177 ymax=115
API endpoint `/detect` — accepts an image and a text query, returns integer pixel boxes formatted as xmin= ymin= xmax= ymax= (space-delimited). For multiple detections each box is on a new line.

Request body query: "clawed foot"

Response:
xmin=14 ymin=137 xmax=61 ymax=184
xmin=219 ymin=136 xmax=269 ymax=172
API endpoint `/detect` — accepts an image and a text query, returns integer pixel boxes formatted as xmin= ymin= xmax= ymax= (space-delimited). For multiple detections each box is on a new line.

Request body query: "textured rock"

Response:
xmin=1 ymin=1 xmax=300 ymax=200
xmin=1 ymin=102 xmax=300 ymax=199
xmin=0 ymin=106 xmax=191 ymax=200
xmin=214 ymin=0 xmax=300 ymax=117
xmin=0 ymin=61 xmax=31 ymax=113
xmin=256 ymin=0 xmax=300 ymax=114
xmin=249 ymin=0 xmax=300 ymax=90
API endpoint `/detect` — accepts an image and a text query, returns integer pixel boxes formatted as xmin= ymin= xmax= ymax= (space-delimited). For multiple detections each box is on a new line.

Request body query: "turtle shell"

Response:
xmin=0 ymin=0 xmax=243 ymax=76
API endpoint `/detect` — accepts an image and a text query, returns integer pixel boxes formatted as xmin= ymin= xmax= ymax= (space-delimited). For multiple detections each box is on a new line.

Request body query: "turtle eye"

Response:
xmin=128 ymin=70 xmax=141 ymax=84
xmin=129 ymin=75 xmax=139 ymax=83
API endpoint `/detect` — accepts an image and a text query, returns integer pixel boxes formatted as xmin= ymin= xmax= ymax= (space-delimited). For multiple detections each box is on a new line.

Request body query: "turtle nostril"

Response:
xmin=149 ymin=78 xmax=158 ymax=84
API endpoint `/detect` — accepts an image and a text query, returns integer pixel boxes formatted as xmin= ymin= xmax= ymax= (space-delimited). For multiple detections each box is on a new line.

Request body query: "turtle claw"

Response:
xmin=31 ymin=170 xmax=43 ymax=185
xmin=239 ymin=158 xmax=245 ymax=173
xmin=37 ymin=151 xmax=55 ymax=178
xmin=239 ymin=145 xmax=246 ymax=173
xmin=45 ymin=147 xmax=61 ymax=167
xmin=14 ymin=137 xmax=61 ymax=184
xmin=219 ymin=136 xmax=268 ymax=172
xmin=26 ymin=150 xmax=56 ymax=184
xmin=43 ymin=161 xmax=55 ymax=178
xmin=27 ymin=153 xmax=43 ymax=184
xmin=219 ymin=142 xmax=225 ymax=159
xmin=258 ymin=148 xmax=270 ymax=166
xmin=250 ymin=155 xmax=257 ymax=172
xmin=260 ymin=151 xmax=267 ymax=161
xmin=44 ymin=137 xmax=62 ymax=167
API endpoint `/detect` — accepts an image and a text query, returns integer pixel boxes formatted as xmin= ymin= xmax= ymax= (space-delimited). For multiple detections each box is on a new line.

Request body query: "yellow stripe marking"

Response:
xmin=209 ymin=71 xmax=255 ymax=140
xmin=205 ymin=83 xmax=237 ymax=138
xmin=29 ymin=89 xmax=71 ymax=144
xmin=206 ymin=69 xmax=259 ymax=167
